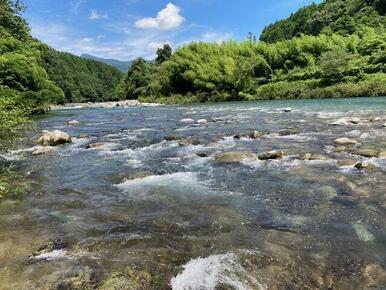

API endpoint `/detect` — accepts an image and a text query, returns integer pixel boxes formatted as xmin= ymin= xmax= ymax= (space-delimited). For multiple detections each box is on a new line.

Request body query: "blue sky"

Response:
xmin=23 ymin=0 xmax=321 ymax=61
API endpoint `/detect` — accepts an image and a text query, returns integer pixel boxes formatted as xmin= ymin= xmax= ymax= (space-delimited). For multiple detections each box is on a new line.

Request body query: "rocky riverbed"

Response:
xmin=1 ymin=97 xmax=386 ymax=289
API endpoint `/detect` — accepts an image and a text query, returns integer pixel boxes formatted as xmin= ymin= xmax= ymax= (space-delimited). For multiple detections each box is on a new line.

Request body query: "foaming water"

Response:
xmin=170 ymin=253 xmax=266 ymax=290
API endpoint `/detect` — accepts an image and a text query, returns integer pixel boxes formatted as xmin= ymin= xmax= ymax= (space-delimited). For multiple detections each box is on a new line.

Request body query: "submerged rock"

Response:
xmin=309 ymin=154 xmax=331 ymax=161
xmin=330 ymin=117 xmax=361 ymax=126
xmin=36 ymin=266 xmax=96 ymax=290
xmin=283 ymin=108 xmax=292 ymax=112
xmin=37 ymin=130 xmax=71 ymax=146
xmin=352 ymin=224 xmax=375 ymax=242
xmin=350 ymin=148 xmax=382 ymax=158
xmin=300 ymin=153 xmax=330 ymax=161
xmin=164 ymin=135 xmax=180 ymax=141
xmin=300 ymin=153 xmax=312 ymax=161
xmin=99 ymin=267 xmax=152 ymax=290
xmin=354 ymin=161 xmax=376 ymax=171
xmin=28 ymin=239 xmax=67 ymax=263
xmin=197 ymin=119 xmax=208 ymax=125
xmin=32 ymin=146 xmax=55 ymax=156
xmin=354 ymin=161 xmax=369 ymax=170
xmin=369 ymin=116 xmax=381 ymax=122
xmin=334 ymin=138 xmax=357 ymax=146
xmin=332 ymin=146 xmax=347 ymax=153
xmin=278 ymin=128 xmax=299 ymax=136
xmin=215 ymin=151 xmax=257 ymax=163
xmin=258 ymin=150 xmax=284 ymax=160
xmin=86 ymin=142 xmax=105 ymax=149
xmin=251 ymin=130 xmax=263 ymax=139
xmin=67 ymin=120 xmax=80 ymax=126
xmin=178 ymin=138 xmax=200 ymax=146
xmin=363 ymin=264 xmax=386 ymax=288
xmin=180 ymin=118 xmax=195 ymax=124
xmin=319 ymin=186 xmax=338 ymax=200
xmin=337 ymin=159 xmax=357 ymax=166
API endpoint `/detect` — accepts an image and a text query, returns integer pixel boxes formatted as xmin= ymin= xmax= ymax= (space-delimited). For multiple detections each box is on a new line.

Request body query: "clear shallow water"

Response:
xmin=1 ymin=97 xmax=386 ymax=289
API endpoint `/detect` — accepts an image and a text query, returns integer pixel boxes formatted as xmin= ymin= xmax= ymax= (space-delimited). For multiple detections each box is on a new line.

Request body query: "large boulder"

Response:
xmin=37 ymin=130 xmax=71 ymax=146
xmin=334 ymin=137 xmax=358 ymax=146
xmin=215 ymin=151 xmax=257 ymax=163
xmin=258 ymin=150 xmax=284 ymax=160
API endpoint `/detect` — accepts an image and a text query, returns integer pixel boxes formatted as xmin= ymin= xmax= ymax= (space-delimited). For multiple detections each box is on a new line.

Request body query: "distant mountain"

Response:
xmin=81 ymin=54 xmax=132 ymax=72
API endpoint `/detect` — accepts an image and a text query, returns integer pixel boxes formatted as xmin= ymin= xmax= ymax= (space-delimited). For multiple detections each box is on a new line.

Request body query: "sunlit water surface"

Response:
xmin=1 ymin=97 xmax=386 ymax=289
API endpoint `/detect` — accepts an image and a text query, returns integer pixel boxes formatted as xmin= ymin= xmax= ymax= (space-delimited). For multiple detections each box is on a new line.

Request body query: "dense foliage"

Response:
xmin=260 ymin=0 xmax=386 ymax=43
xmin=127 ymin=28 xmax=386 ymax=103
xmin=111 ymin=0 xmax=386 ymax=104
xmin=0 ymin=0 xmax=62 ymax=140
xmin=41 ymin=47 xmax=123 ymax=103
xmin=0 ymin=0 xmax=124 ymax=143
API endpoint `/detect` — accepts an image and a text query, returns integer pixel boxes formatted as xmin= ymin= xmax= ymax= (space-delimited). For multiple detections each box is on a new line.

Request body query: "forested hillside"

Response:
xmin=115 ymin=0 xmax=386 ymax=104
xmin=41 ymin=47 xmax=123 ymax=103
xmin=260 ymin=0 xmax=386 ymax=43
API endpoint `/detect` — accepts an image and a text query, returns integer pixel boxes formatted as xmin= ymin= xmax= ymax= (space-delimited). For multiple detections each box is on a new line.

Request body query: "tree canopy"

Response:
xmin=260 ymin=0 xmax=386 ymax=43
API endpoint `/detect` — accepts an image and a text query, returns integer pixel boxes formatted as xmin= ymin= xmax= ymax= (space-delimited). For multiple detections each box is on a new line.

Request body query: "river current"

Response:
xmin=1 ymin=97 xmax=386 ymax=289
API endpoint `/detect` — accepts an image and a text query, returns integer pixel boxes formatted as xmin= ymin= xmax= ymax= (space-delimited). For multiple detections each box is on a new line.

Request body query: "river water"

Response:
xmin=1 ymin=97 xmax=386 ymax=289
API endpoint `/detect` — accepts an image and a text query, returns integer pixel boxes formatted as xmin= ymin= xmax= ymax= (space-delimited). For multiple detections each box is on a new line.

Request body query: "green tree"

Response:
xmin=318 ymin=49 xmax=354 ymax=84
xmin=155 ymin=44 xmax=172 ymax=64
xmin=117 ymin=58 xmax=153 ymax=99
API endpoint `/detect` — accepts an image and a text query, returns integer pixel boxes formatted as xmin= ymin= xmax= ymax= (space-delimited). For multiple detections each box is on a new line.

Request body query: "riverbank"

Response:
xmin=50 ymin=99 xmax=162 ymax=111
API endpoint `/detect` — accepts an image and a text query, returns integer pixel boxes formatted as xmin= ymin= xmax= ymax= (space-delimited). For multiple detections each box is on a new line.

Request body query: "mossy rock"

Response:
xmin=99 ymin=267 xmax=152 ymax=290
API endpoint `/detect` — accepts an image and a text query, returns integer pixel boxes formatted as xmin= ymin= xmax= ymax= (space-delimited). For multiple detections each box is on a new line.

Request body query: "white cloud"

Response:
xmin=29 ymin=18 xmax=231 ymax=61
xmin=201 ymin=31 xmax=233 ymax=43
xmin=70 ymin=0 xmax=87 ymax=14
xmin=134 ymin=3 xmax=185 ymax=30
xmin=90 ymin=10 xmax=108 ymax=20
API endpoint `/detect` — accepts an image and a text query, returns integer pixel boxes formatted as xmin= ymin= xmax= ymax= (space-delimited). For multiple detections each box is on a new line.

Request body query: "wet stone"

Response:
xmin=337 ymin=159 xmax=357 ymax=166
xmin=334 ymin=138 xmax=358 ymax=146
xmin=332 ymin=146 xmax=347 ymax=153
xmin=350 ymin=148 xmax=381 ymax=158
xmin=215 ymin=151 xmax=257 ymax=163
xmin=99 ymin=267 xmax=152 ymax=290
xmin=86 ymin=142 xmax=105 ymax=149
xmin=258 ymin=150 xmax=284 ymax=160
xmin=32 ymin=146 xmax=55 ymax=156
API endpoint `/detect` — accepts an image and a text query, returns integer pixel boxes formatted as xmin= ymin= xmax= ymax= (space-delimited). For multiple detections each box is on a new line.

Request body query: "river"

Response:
xmin=1 ymin=97 xmax=386 ymax=289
